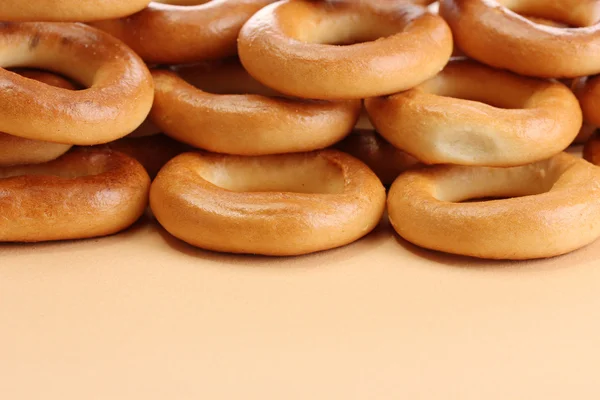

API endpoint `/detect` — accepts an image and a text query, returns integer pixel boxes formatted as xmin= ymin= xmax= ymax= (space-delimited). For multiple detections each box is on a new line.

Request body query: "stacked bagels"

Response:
xmin=1 ymin=0 xmax=600 ymax=261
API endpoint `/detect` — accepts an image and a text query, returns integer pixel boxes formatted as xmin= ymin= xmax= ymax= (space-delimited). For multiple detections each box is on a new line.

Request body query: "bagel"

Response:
xmin=150 ymin=150 xmax=386 ymax=256
xmin=150 ymin=63 xmax=361 ymax=155
xmin=0 ymin=148 xmax=150 ymax=242
xmin=365 ymin=59 xmax=582 ymax=167
xmin=583 ymin=131 xmax=600 ymax=165
xmin=0 ymin=22 xmax=154 ymax=145
xmin=91 ymin=0 xmax=276 ymax=64
xmin=0 ymin=70 xmax=77 ymax=166
xmin=439 ymin=0 xmax=600 ymax=78
xmin=388 ymin=153 xmax=600 ymax=260
xmin=99 ymin=134 xmax=190 ymax=178
xmin=335 ymin=129 xmax=421 ymax=185
xmin=238 ymin=0 xmax=453 ymax=99
xmin=0 ymin=0 xmax=151 ymax=22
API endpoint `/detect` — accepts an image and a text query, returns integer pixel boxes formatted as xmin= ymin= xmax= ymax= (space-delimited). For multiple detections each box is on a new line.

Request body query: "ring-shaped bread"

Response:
xmin=388 ymin=153 xmax=600 ymax=260
xmin=0 ymin=148 xmax=150 ymax=242
xmin=91 ymin=0 xmax=276 ymax=64
xmin=0 ymin=0 xmax=151 ymax=22
xmin=150 ymin=150 xmax=386 ymax=256
xmin=365 ymin=59 xmax=582 ymax=167
xmin=238 ymin=0 xmax=453 ymax=99
xmin=0 ymin=70 xmax=76 ymax=166
xmin=439 ymin=0 xmax=600 ymax=78
xmin=0 ymin=22 xmax=154 ymax=145
xmin=150 ymin=62 xmax=361 ymax=155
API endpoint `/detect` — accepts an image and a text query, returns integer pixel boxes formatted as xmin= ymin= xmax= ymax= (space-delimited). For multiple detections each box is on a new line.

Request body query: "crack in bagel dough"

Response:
xmin=365 ymin=59 xmax=582 ymax=167
xmin=238 ymin=0 xmax=453 ymax=100
xmin=150 ymin=150 xmax=386 ymax=256
xmin=150 ymin=60 xmax=361 ymax=156
xmin=0 ymin=149 xmax=150 ymax=243
xmin=0 ymin=0 xmax=151 ymax=22
xmin=440 ymin=0 xmax=600 ymax=78
xmin=91 ymin=0 xmax=277 ymax=64
xmin=0 ymin=22 xmax=154 ymax=145
xmin=387 ymin=153 xmax=600 ymax=260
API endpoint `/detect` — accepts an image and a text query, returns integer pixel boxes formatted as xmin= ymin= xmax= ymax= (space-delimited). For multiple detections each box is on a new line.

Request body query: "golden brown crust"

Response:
xmin=0 ymin=22 xmax=154 ymax=145
xmin=334 ymin=129 xmax=421 ymax=185
xmin=0 ymin=70 xmax=76 ymax=166
xmin=150 ymin=150 xmax=386 ymax=255
xmin=388 ymin=153 xmax=600 ymax=260
xmin=98 ymin=134 xmax=190 ymax=178
xmin=0 ymin=0 xmax=151 ymax=22
xmin=440 ymin=0 xmax=600 ymax=78
xmin=238 ymin=0 xmax=453 ymax=99
xmin=91 ymin=0 xmax=276 ymax=64
xmin=150 ymin=68 xmax=361 ymax=155
xmin=0 ymin=133 xmax=71 ymax=167
xmin=0 ymin=148 xmax=150 ymax=242
xmin=366 ymin=59 xmax=582 ymax=166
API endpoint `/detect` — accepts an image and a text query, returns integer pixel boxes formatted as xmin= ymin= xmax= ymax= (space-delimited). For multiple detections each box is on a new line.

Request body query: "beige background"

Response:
xmin=1 ymin=208 xmax=600 ymax=399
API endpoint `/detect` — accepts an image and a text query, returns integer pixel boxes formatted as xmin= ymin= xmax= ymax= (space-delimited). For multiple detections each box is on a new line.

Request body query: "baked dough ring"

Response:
xmin=388 ymin=153 xmax=600 ymax=260
xmin=335 ymin=129 xmax=421 ymax=185
xmin=238 ymin=0 xmax=453 ymax=99
xmin=91 ymin=0 xmax=276 ymax=64
xmin=0 ymin=148 xmax=150 ymax=242
xmin=0 ymin=0 xmax=151 ymax=22
xmin=0 ymin=22 xmax=154 ymax=145
xmin=439 ymin=0 xmax=600 ymax=78
xmin=366 ymin=59 xmax=582 ymax=167
xmin=150 ymin=66 xmax=361 ymax=155
xmin=0 ymin=70 xmax=76 ymax=166
xmin=150 ymin=150 xmax=386 ymax=256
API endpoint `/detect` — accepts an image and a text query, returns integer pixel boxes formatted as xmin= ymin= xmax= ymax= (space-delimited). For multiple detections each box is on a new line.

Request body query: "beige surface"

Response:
xmin=1 ymin=208 xmax=600 ymax=399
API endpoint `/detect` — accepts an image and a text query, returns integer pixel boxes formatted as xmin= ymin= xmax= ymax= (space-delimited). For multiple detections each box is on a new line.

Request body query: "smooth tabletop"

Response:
xmin=1 ymin=208 xmax=600 ymax=399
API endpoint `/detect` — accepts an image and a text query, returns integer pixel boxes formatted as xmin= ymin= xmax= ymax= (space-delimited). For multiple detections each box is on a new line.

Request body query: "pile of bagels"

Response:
xmin=1 ymin=0 xmax=600 ymax=261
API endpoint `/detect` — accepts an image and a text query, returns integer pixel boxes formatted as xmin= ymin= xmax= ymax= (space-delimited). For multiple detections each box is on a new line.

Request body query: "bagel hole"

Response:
xmin=0 ymin=160 xmax=107 ymax=179
xmin=200 ymin=155 xmax=345 ymax=194
xmin=284 ymin=2 xmax=408 ymax=46
xmin=434 ymin=159 xmax=564 ymax=203
xmin=8 ymin=68 xmax=83 ymax=90
xmin=460 ymin=196 xmax=517 ymax=203
xmin=152 ymin=0 xmax=211 ymax=5
xmin=522 ymin=16 xmax=573 ymax=28
xmin=419 ymin=80 xmax=522 ymax=109
xmin=418 ymin=62 xmax=535 ymax=109
xmin=496 ymin=0 xmax=600 ymax=27
xmin=175 ymin=60 xmax=281 ymax=97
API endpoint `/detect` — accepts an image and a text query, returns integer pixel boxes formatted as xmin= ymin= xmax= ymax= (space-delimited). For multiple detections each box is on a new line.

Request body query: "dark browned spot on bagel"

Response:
xmin=0 ymin=22 xmax=14 ymax=29
xmin=29 ymin=34 xmax=41 ymax=50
